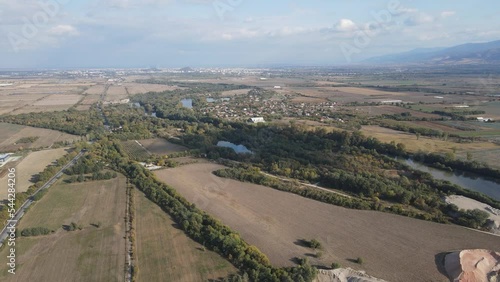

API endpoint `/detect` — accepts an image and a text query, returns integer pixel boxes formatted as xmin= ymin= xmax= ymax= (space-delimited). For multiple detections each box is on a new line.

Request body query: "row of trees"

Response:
xmin=65 ymin=171 xmax=117 ymax=183
xmin=21 ymin=227 xmax=52 ymax=237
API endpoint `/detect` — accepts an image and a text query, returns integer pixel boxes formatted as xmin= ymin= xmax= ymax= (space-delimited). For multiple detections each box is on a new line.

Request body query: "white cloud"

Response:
xmin=404 ymin=13 xmax=435 ymax=26
xmin=440 ymin=11 xmax=456 ymax=18
xmin=335 ymin=19 xmax=357 ymax=32
xmin=48 ymin=25 xmax=79 ymax=36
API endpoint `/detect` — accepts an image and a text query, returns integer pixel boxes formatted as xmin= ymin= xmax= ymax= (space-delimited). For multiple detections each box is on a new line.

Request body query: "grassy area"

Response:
xmin=361 ymin=126 xmax=499 ymax=152
xmin=0 ymin=176 xmax=127 ymax=281
xmin=135 ymin=191 xmax=236 ymax=282
xmin=120 ymin=140 xmax=151 ymax=161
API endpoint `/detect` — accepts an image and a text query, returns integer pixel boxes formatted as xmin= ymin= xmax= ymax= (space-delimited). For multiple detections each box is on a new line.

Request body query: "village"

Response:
xmin=199 ymin=90 xmax=338 ymax=122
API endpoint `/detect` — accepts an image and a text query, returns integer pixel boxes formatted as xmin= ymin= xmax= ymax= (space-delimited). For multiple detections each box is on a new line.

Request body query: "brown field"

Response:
xmin=84 ymin=84 xmax=106 ymax=95
xmin=291 ymin=96 xmax=328 ymax=104
xmin=355 ymin=105 xmax=442 ymax=119
xmin=0 ymin=80 xmax=92 ymax=115
xmin=336 ymin=87 xmax=408 ymax=96
xmin=361 ymin=125 xmax=499 ymax=152
xmin=154 ymin=162 xmax=500 ymax=282
xmin=107 ymin=85 xmax=128 ymax=96
xmin=135 ymin=191 xmax=236 ymax=281
xmin=0 ymin=148 xmax=69 ymax=200
xmin=123 ymin=83 xmax=179 ymax=95
xmin=456 ymin=148 xmax=500 ymax=170
xmin=0 ymin=176 xmax=127 ymax=281
xmin=138 ymin=138 xmax=188 ymax=155
xmin=405 ymin=121 xmax=462 ymax=133
xmin=220 ymin=89 xmax=250 ymax=96
xmin=285 ymin=87 xmax=414 ymax=104
xmin=32 ymin=94 xmax=82 ymax=106
xmin=0 ymin=123 xmax=79 ymax=152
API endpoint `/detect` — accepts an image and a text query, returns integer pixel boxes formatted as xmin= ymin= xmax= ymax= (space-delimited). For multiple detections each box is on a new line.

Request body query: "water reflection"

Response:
xmin=403 ymin=159 xmax=500 ymax=201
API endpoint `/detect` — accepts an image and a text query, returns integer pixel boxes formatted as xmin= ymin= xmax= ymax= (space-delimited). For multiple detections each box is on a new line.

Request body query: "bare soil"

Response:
xmin=155 ymin=162 xmax=500 ymax=282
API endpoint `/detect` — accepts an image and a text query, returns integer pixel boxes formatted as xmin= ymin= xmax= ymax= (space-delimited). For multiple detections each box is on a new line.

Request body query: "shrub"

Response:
xmin=331 ymin=262 xmax=341 ymax=269
xmin=21 ymin=227 xmax=52 ymax=237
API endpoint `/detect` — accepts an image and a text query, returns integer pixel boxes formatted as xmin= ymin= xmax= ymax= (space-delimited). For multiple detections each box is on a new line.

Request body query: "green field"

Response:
xmin=135 ymin=191 xmax=236 ymax=282
xmin=120 ymin=140 xmax=151 ymax=161
xmin=0 ymin=176 xmax=127 ymax=281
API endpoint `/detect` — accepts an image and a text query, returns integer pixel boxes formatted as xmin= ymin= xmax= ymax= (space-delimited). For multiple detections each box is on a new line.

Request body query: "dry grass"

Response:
xmin=220 ymin=89 xmax=250 ymax=97
xmin=138 ymin=138 xmax=188 ymax=155
xmin=84 ymin=85 xmax=107 ymax=95
xmin=155 ymin=162 xmax=500 ymax=282
xmin=0 ymin=148 xmax=69 ymax=200
xmin=0 ymin=123 xmax=79 ymax=152
xmin=355 ymin=105 xmax=442 ymax=119
xmin=0 ymin=80 xmax=92 ymax=114
xmin=135 ymin=191 xmax=236 ymax=281
xmin=33 ymin=94 xmax=82 ymax=106
xmin=123 ymin=83 xmax=179 ymax=95
xmin=405 ymin=121 xmax=462 ymax=133
xmin=0 ymin=176 xmax=127 ymax=281
xmin=361 ymin=126 xmax=499 ymax=153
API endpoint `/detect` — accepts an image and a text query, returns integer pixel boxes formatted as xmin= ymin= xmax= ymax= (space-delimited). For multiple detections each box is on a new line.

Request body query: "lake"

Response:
xmin=181 ymin=99 xmax=193 ymax=109
xmin=217 ymin=141 xmax=253 ymax=154
xmin=403 ymin=159 xmax=500 ymax=201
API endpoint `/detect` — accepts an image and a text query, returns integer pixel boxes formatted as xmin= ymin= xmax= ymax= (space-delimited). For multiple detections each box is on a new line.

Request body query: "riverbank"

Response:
xmin=446 ymin=195 xmax=500 ymax=234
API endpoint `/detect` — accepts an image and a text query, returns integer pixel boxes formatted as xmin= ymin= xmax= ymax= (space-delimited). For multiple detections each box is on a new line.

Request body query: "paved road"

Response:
xmin=0 ymin=150 xmax=85 ymax=246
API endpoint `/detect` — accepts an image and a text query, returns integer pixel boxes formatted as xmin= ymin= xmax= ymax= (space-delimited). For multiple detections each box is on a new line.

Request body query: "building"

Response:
xmin=0 ymin=153 xmax=12 ymax=164
xmin=274 ymin=86 xmax=282 ymax=89
xmin=248 ymin=117 xmax=265 ymax=124
xmin=477 ymin=117 xmax=493 ymax=122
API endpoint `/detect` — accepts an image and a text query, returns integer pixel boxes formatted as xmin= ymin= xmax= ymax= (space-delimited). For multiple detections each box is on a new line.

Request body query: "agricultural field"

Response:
xmin=83 ymin=84 xmax=107 ymax=95
xmin=354 ymin=105 xmax=442 ymax=119
xmin=0 ymin=175 xmax=127 ymax=281
xmin=476 ymin=101 xmax=500 ymax=119
xmin=0 ymin=123 xmax=79 ymax=152
xmin=0 ymin=148 xmax=70 ymax=201
xmin=120 ymin=140 xmax=151 ymax=161
xmin=138 ymin=138 xmax=188 ymax=155
xmin=456 ymin=148 xmax=500 ymax=170
xmin=220 ymin=89 xmax=251 ymax=97
xmin=154 ymin=161 xmax=500 ymax=282
xmin=361 ymin=125 xmax=499 ymax=153
xmin=105 ymin=85 xmax=129 ymax=102
xmin=122 ymin=82 xmax=179 ymax=95
xmin=135 ymin=191 xmax=236 ymax=281
xmin=0 ymin=80 xmax=91 ymax=115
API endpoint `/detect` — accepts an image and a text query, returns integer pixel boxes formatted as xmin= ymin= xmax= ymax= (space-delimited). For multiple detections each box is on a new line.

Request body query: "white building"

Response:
xmin=0 ymin=153 xmax=12 ymax=164
xmin=477 ymin=117 xmax=493 ymax=122
xmin=248 ymin=117 xmax=265 ymax=124
xmin=274 ymin=86 xmax=282 ymax=89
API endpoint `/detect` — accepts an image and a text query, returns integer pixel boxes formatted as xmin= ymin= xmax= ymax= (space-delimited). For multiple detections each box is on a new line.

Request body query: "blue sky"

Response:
xmin=1 ymin=0 xmax=499 ymax=68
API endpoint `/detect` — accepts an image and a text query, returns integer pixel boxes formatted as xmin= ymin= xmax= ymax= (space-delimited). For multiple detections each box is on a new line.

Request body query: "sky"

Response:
xmin=1 ymin=0 xmax=499 ymax=68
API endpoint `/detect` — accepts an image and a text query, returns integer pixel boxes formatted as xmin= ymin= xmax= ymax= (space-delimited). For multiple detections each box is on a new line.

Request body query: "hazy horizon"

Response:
xmin=2 ymin=0 xmax=500 ymax=69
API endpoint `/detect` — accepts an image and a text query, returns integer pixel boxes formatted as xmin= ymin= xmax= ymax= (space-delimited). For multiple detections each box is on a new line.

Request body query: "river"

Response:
xmin=403 ymin=159 xmax=500 ymax=201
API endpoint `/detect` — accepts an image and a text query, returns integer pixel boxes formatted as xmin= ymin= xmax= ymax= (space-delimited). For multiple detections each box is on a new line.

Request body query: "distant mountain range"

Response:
xmin=365 ymin=40 xmax=500 ymax=65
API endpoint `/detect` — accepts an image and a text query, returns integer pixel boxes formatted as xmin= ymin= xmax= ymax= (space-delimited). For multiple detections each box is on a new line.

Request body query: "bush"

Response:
xmin=307 ymin=239 xmax=322 ymax=250
xmin=355 ymin=257 xmax=364 ymax=264
xmin=67 ymin=222 xmax=82 ymax=231
xmin=21 ymin=227 xmax=52 ymax=237
xmin=331 ymin=262 xmax=341 ymax=269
